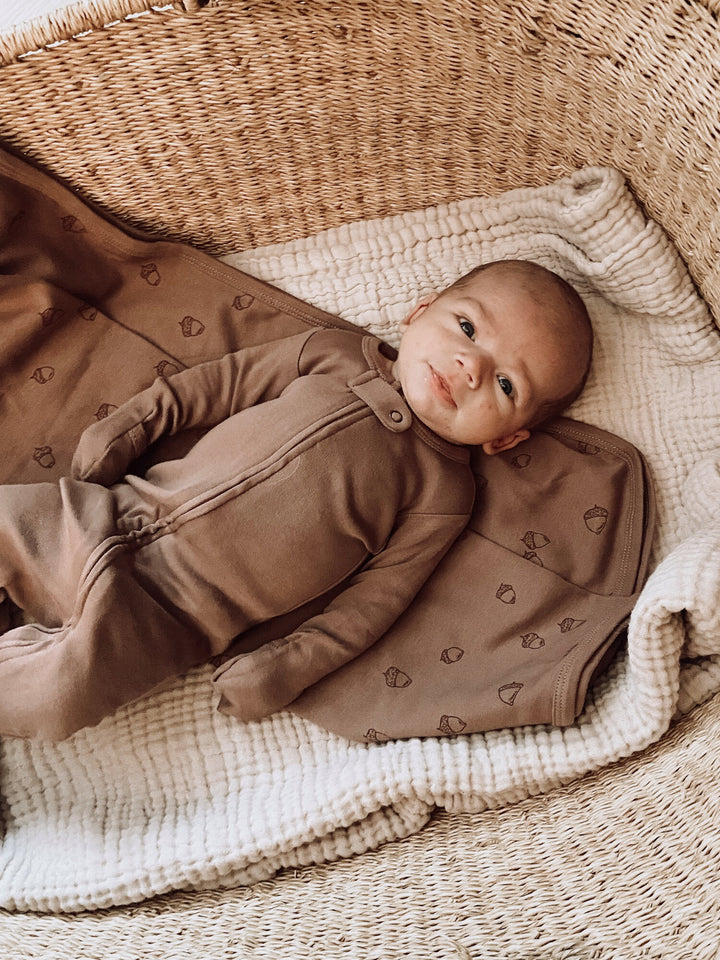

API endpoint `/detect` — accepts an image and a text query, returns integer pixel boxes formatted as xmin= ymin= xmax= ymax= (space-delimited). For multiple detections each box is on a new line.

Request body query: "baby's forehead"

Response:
xmin=455 ymin=265 xmax=562 ymax=305
xmin=451 ymin=281 xmax=564 ymax=334
xmin=450 ymin=265 xmax=588 ymax=344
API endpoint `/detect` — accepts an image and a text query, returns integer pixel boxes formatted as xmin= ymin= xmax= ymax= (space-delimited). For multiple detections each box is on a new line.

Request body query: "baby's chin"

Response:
xmin=414 ymin=410 xmax=474 ymax=446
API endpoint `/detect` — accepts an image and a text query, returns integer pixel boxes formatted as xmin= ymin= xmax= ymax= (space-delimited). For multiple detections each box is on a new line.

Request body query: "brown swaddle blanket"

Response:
xmin=0 ymin=143 xmax=652 ymax=742
xmin=288 ymin=419 xmax=652 ymax=739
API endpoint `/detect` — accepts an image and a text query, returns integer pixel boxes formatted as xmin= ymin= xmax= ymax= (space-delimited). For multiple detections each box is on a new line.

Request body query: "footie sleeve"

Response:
xmin=71 ymin=332 xmax=313 ymax=485
xmin=213 ymin=509 xmax=470 ymax=723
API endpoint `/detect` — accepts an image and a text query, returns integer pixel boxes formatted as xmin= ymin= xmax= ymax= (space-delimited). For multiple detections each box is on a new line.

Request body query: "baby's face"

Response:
xmin=392 ymin=269 xmax=581 ymax=450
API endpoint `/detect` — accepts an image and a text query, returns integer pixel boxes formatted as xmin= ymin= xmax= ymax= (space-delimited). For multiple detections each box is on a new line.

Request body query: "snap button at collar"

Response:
xmin=350 ymin=373 xmax=412 ymax=432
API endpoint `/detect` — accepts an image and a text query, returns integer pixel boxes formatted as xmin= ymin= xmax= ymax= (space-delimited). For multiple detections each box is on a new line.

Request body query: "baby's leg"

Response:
xmin=0 ymin=478 xmax=116 ymax=627
xmin=0 ymin=477 xmax=156 ymax=740
xmin=0 ymin=541 xmax=213 ymax=740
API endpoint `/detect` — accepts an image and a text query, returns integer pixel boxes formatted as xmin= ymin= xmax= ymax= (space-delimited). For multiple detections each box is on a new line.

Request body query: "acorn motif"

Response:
xmin=365 ymin=729 xmax=391 ymax=742
xmin=523 ymin=550 xmax=543 ymax=567
xmin=498 ymin=681 xmax=523 ymax=705
xmin=437 ymin=714 xmax=467 ymax=735
xmin=511 ymin=453 xmax=531 ymax=469
xmin=33 ymin=445 xmax=55 ymax=469
xmin=30 ymin=366 xmax=55 ymax=384
xmin=496 ymin=583 xmax=516 ymax=604
xmin=61 ymin=215 xmax=85 ymax=233
xmin=233 ymin=293 xmax=255 ymax=310
xmin=521 ymin=530 xmax=550 ymax=551
xmin=584 ymin=504 xmax=609 ymax=534
xmin=40 ymin=307 xmax=64 ymax=327
xmin=383 ymin=666 xmax=412 ymax=688
xmin=140 ymin=262 xmax=161 ymax=286
xmin=521 ymin=632 xmax=545 ymax=649
xmin=440 ymin=646 xmax=465 ymax=664
xmin=155 ymin=360 xmax=182 ymax=378
xmin=95 ymin=403 xmax=118 ymax=420
xmin=558 ymin=617 xmax=586 ymax=633
xmin=179 ymin=316 xmax=206 ymax=338
xmin=80 ymin=305 xmax=98 ymax=321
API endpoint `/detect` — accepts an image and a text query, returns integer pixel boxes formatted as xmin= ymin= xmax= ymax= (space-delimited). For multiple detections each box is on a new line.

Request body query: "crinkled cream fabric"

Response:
xmin=1 ymin=166 xmax=719 ymax=913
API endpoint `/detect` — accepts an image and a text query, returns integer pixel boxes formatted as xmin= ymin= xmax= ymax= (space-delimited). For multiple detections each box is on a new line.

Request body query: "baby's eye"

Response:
xmin=497 ymin=375 xmax=514 ymax=397
xmin=459 ymin=319 xmax=475 ymax=339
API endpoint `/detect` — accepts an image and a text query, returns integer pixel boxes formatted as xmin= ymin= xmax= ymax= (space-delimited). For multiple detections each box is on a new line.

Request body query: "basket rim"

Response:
xmin=0 ymin=0 xmax=203 ymax=65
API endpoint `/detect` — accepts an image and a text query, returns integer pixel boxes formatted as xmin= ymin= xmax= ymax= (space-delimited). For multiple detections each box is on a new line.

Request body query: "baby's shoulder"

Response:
xmin=298 ymin=326 xmax=373 ymax=378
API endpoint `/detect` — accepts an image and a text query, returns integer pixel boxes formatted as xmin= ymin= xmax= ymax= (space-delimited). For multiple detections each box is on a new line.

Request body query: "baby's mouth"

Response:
xmin=429 ymin=366 xmax=456 ymax=407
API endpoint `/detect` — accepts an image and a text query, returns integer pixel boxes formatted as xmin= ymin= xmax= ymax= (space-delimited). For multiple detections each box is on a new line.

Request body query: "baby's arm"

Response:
xmin=72 ymin=332 xmax=313 ymax=485
xmin=213 ymin=509 xmax=469 ymax=722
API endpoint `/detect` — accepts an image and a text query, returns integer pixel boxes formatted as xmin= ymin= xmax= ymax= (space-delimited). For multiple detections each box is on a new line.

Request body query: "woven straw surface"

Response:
xmin=0 ymin=0 xmax=719 ymax=320
xmin=0 ymin=0 xmax=206 ymax=61
xmin=0 ymin=0 xmax=719 ymax=954
xmin=2 ymin=696 xmax=719 ymax=958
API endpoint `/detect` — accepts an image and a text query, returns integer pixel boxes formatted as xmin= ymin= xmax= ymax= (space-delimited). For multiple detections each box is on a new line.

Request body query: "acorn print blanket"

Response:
xmin=1 ymin=145 xmax=719 ymax=912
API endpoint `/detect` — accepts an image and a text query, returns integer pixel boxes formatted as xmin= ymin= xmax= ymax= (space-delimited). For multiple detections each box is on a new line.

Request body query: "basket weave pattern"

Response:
xmin=1 ymin=0 xmax=719 ymax=955
xmin=1 ymin=0 xmax=719 ymax=320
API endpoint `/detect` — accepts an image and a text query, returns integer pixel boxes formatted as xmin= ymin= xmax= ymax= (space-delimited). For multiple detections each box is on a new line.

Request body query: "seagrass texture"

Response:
xmin=1 ymin=0 xmax=720 ymax=955
xmin=0 ymin=0 xmax=192 ymax=66
xmin=1 ymin=695 xmax=719 ymax=958
xmin=0 ymin=0 xmax=719 ymax=321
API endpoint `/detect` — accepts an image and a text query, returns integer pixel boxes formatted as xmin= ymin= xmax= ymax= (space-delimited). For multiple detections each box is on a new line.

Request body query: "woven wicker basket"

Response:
xmin=1 ymin=1 xmax=719 ymax=956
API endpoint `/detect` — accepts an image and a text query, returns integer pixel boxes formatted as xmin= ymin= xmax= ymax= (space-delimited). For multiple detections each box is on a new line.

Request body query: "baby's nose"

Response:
xmin=458 ymin=349 xmax=486 ymax=388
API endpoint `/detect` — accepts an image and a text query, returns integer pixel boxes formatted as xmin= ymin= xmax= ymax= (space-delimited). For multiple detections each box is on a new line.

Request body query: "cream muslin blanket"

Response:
xmin=1 ymin=166 xmax=719 ymax=912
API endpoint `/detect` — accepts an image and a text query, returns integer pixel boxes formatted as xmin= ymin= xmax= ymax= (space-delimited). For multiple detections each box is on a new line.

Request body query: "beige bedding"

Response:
xmin=1 ymin=160 xmax=719 ymax=912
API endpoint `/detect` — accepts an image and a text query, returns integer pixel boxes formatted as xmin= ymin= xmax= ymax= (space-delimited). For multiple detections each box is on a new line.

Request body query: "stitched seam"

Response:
xmin=544 ymin=421 xmax=642 ymax=593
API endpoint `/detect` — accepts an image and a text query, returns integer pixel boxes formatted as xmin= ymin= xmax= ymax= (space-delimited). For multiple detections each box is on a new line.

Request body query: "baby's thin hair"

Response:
xmin=450 ymin=259 xmax=593 ymax=427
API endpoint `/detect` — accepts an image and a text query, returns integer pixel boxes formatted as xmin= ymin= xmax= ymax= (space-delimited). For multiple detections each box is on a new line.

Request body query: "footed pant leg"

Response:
xmin=0 ymin=544 xmax=214 ymax=740
xmin=0 ymin=478 xmax=116 ymax=626
xmin=0 ymin=477 xmax=212 ymax=740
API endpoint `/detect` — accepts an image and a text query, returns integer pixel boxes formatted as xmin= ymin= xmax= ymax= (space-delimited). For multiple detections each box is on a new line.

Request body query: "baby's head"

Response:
xmin=392 ymin=259 xmax=593 ymax=451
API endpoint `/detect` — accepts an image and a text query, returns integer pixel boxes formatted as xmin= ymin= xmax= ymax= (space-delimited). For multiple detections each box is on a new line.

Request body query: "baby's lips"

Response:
xmin=430 ymin=367 xmax=456 ymax=406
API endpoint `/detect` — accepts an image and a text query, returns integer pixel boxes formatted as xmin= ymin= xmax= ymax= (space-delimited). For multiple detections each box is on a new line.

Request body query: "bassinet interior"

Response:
xmin=2 ymin=0 xmax=720 ymax=322
xmin=1 ymin=0 xmax=719 ymax=955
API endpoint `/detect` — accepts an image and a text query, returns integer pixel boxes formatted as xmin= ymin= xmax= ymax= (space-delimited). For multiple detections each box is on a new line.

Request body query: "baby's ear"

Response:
xmin=400 ymin=292 xmax=438 ymax=330
xmin=481 ymin=428 xmax=530 ymax=455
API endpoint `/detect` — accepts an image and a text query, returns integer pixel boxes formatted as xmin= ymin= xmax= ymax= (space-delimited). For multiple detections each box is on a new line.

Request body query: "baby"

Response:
xmin=0 ymin=259 xmax=592 ymax=740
